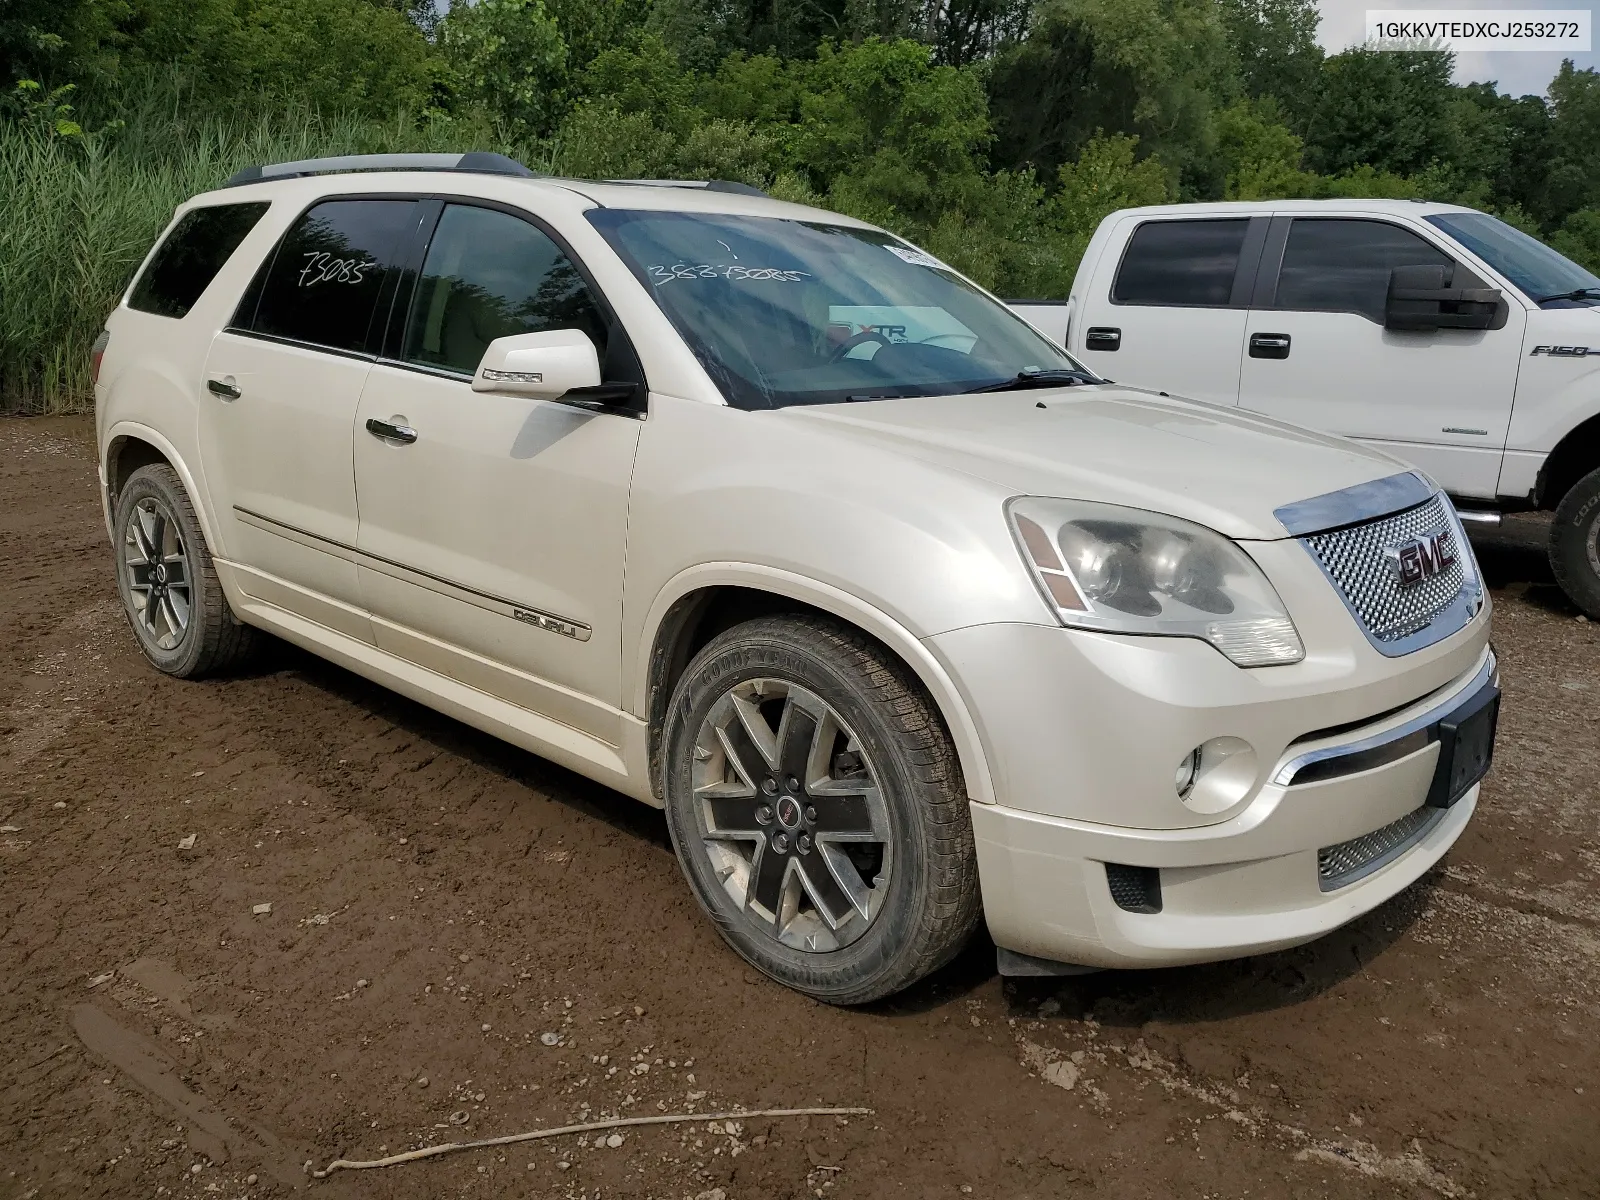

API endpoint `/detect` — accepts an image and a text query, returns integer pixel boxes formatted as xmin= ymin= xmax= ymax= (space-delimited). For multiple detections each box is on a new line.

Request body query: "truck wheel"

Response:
xmin=1550 ymin=465 xmax=1600 ymax=620
xmin=661 ymin=614 xmax=980 ymax=1005
xmin=112 ymin=463 xmax=260 ymax=678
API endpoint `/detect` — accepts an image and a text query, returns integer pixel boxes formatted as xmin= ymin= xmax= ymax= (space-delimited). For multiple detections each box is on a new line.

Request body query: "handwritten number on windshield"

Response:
xmin=648 ymin=263 xmax=812 ymax=286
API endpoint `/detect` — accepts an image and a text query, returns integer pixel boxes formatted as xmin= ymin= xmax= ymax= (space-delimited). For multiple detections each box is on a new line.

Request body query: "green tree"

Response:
xmin=1214 ymin=97 xmax=1314 ymax=198
xmin=1547 ymin=62 xmax=1600 ymax=223
xmin=1552 ymin=208 xmax=1600 ymax=273
xmin=987 ymin=0 xmax=1237 ymax=197
xmin=1302 ymin=47 xmax=1455 ymax=177
xmin=1218 ymin=0 xmax=1321 ymax=114
xmin=441 ymin=0 xmax=569 ymax=136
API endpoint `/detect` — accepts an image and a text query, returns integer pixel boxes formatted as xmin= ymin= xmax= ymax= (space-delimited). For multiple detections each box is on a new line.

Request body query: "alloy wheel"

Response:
xmin=123 ymin=496 xmax=192 ymax=651
xmin=691 ymin=678 xmax=893 ymax=952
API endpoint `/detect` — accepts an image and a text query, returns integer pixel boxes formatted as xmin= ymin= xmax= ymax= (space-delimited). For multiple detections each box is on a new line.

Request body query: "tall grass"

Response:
xmin=0 ymin=76 xmax=538 ymax=414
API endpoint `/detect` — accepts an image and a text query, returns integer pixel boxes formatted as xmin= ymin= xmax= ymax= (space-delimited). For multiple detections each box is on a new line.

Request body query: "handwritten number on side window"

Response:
xmin=648 ymin=263 xmax=812 ymax=286
xmin=297 ymin=251 xmax=372 ymax=288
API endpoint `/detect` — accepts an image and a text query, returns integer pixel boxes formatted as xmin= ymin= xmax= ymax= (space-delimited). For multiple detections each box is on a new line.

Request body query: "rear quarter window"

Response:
xmin=241 ymin=199 xmax=418 ymax=355
xmin=1112 ymin=218 xmax=1250 ymax=307
xmin=128 ymin=202 xmax=271 ymax=319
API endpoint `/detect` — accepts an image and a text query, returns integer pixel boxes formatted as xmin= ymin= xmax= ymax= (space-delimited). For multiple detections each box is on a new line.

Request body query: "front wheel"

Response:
xmin=662 ymin=614 xmax=980 ymax=1005
xmin=1549 ymin=465 xmax=1600 ymax=620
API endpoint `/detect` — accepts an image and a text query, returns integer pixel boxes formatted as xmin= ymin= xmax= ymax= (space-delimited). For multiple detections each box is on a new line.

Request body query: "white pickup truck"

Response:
xmin=1012 ymin=200 xmax=1600 ymax=617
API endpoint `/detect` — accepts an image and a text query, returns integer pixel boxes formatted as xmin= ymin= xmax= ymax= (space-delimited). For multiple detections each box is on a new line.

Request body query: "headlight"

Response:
xmin=1007 ymin=497 xmax=1305 ymax=667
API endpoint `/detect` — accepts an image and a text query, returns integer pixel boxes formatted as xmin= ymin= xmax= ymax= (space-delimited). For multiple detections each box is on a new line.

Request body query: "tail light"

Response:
xmin=92 ymin=329 xmax=110 ymax=384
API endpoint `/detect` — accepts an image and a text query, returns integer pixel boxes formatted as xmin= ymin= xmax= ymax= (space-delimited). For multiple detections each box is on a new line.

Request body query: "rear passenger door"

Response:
xmin=199 ymin=197 xmax=419 ymax=640
xmin=1238 ymin=216 xmax=1523 ymax=499
xmin=1074 ymin=215 xmax=1265 ymax=405
xmin=352 ymin=201 xmax=643 ymax=743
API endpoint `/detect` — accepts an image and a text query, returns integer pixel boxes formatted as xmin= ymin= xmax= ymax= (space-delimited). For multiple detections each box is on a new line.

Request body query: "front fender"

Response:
xmin=634 ymin=560 xmax=998 ymax=805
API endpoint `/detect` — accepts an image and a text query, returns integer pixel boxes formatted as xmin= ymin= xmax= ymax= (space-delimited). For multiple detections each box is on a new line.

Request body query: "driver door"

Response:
xmin=1238 ymin=216 xmax=1523 ymax=499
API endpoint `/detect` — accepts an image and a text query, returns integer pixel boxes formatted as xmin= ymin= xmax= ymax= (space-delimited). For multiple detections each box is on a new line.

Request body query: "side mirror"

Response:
xmin=472 ymin=329 xmax=602 ymax=399
xmin=1385 ymin=264 xmax=1504 ymax=332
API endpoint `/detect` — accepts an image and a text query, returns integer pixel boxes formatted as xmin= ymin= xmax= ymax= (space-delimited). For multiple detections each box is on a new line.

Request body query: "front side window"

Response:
xmin=1426 ymin=211 xmax=1600 ymax=305
xmin=404 ymin=204 xmax=607 ymax=376
xmin=587 ymin=209 xmax=1081 ymax=410
xmin=1112 ymin=219 xmax=1249 ymax=307
xmin=129 ymin=202 xmax=270 ymax=319
xmin=1273 ymin=218 xmax=1450 ymax=323
xmin=246 ymin=199 xmax=417 ymax=354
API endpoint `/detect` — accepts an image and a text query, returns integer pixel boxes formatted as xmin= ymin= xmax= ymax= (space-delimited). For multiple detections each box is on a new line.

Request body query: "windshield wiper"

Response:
xmin=1536 ymin=286 xmax=1600 ymax=303
xmin=963 ymin=368 xmax=1098 ymax=394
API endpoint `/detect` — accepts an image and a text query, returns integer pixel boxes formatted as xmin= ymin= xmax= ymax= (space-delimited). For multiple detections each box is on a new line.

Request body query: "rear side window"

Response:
xmin=128 ymin=202 xmax=270 ymax=319
xmin=245 ymin=199 xmax=417 ymax=354
xmin=403 ymin=203 xmax=607 ymax=375
xmin=1113 ymin=219 xmax=1249 ymax=307
xmin=1274 ymin=219 xmax=1451 ymax=323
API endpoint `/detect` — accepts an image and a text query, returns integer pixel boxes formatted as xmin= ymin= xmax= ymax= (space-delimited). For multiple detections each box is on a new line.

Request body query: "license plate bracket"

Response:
xmin=1425 ymin=680 xmax=1499 ymax=809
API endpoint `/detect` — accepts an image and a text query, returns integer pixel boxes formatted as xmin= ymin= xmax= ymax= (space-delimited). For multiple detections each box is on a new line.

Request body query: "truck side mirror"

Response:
xmin=1385 ymin=264 xmax=1505 ymax=332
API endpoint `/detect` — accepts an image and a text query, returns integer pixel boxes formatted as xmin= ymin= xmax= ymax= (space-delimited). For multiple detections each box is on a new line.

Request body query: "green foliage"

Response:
xmin=0 ymin=71 xmax=520 ymax=413
xmin=988 ymin=0 xmax=1235 ymax=196
xmin=7 ymin=81 xmax=87 ymax=138
xmin=1218 ymin=0 xmax=1321 ymax=113
xmin=1552 ymin=209 xmax=1600 ymax=274
xmin=6 ymin=0 xmax=1600 ymax=413
xmin=1215 ymin=98 xmax=1313 ymax=198
xmin=441 ymin=0 xmax=569 ymax=137
xmin=1303 ymin=48 xmax=1456 ymax=178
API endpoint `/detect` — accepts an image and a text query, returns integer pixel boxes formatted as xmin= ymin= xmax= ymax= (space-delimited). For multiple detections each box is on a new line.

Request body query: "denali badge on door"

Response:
xmin=1385 ymin=529 xmax=1456 ymax=587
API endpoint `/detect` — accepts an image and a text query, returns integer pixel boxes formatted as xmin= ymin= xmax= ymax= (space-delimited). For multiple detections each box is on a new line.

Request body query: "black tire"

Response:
xmin=1550 ymin=465 xmax=1600 ymax=620
xmin=662 ymin=614 xmax=980 ymax=1005
xmin=112 ymin=463 xmax=259 ymax=678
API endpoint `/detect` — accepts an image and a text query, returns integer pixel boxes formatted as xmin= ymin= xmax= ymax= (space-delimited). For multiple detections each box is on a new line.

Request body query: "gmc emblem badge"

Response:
xmin=1385 ymin=529 xmax=1456 ymax=587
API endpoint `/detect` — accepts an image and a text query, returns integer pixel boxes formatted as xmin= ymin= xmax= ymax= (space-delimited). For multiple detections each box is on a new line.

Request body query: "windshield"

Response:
xmin=586 ymin=209 xmax=1086 ymax=409
xmin=1426 ymin=212 xmax=1600 ymax=305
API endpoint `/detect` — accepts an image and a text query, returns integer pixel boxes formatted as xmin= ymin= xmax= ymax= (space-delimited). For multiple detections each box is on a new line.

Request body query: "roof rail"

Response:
xmin=224 ymin=152 xmax=537 ymax=188
xmin=602 ymin=179 xmax=769 ymax=198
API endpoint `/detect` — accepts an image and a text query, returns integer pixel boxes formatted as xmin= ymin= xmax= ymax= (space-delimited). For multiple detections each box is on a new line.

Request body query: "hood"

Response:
xmin=779 ymin=385 xmax=1412 ymax=541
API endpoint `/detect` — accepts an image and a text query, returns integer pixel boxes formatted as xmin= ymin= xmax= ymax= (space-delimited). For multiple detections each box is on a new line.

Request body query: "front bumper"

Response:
xmin=931 ymin=613 xmax=1493 ymax=969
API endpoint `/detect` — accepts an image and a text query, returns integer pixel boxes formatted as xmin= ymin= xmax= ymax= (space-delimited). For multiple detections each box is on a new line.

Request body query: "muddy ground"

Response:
xmin=1 ymin=414 xmax=1597 ymax=1200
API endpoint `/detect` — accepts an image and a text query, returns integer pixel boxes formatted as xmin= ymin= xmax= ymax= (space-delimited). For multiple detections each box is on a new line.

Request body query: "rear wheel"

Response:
xmin=1549 ymin=465 xmax=1600 ymax=620
xmin=113 ymin=464 xmax=259 ymax=677
xmin=662 ymin=614 xmax=980 ymax=1005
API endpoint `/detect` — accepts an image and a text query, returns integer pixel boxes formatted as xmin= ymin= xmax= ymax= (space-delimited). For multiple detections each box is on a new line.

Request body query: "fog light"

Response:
xmin=1176 ymin=737 xmax=1259 ymax=815
xmin=1175 ymin=748 xmax=1202 ymax=797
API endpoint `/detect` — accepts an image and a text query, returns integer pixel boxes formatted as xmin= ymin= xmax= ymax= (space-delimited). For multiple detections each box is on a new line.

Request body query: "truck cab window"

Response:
xmin=1112 ymin=219 xmax=1250 ymax=307
xmin=1273 ymin=219 xmax=1450 ymax=324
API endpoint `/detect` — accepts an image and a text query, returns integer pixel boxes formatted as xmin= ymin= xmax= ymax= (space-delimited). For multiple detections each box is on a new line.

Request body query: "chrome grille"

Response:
xmin=1301 ymin=495 xmax=1466 ymax=643
xmin=1318 ymin=806 xmax=1443 ymax=891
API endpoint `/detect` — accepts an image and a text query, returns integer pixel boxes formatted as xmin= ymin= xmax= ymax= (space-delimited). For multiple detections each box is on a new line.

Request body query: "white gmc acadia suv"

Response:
xmin=1012 ymin=199 xmax=1600 ymax=618
xmin=94 ymin=154 xmax=1498 ymax=1003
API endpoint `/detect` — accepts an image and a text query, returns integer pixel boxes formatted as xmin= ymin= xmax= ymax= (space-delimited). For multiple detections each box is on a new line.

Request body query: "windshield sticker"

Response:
xmin=648 ymin=263 xmax=812 ymax=286
xmin=885 ymin=245 xmax=951 ymax=271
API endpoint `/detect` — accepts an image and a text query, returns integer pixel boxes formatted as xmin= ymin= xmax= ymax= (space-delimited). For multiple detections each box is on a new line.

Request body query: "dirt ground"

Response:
xmin=1 ymin=414 xmax=1597 ymax=1200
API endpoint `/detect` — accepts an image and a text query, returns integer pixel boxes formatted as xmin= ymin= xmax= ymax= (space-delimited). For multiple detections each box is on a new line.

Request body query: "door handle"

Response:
xmin=1085 ymin=326 xmax=1121 ymax=351
xmin=1249 ymin=332 xmax=1291 ymax=359
xmin=365 ymin=417 xmax=418 ymax=444
xmin=206 ymin=378 xmax=241 ymax=400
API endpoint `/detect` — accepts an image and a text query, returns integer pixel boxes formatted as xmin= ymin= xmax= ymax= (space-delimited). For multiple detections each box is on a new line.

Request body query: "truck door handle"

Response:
xmin=1085 ymin=327 xmax=1121 ymax=351
xmin=1249 ymin=332 xmax=1291 ymax=359
xmin=206 ymin=378 xmax=241 ymax=400
xmin=365 ymin=418 xmax=418 ymax=444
